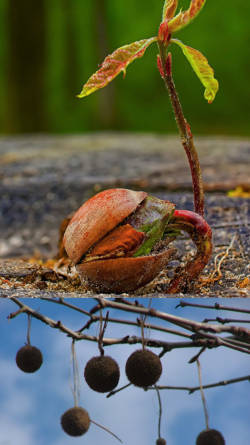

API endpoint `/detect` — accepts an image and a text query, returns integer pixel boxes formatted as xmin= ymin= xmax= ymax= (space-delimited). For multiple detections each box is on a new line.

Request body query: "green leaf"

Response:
xmin=162 ymin=0 xmax=178 ymax=21
xmin=78 ymin=37 xmax=157 ymax=98
xmin=133 ymin=218 xmax=168 ymax=257
xmin=168 ymin=0 xmax=206 ymax=33
xmin=128 ymin=196 xmax=175 ymax=257
xmin=171 ymin=39 xmax=219 ymax=103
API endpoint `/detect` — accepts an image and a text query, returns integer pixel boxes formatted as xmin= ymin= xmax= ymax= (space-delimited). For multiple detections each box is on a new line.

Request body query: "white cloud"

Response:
xmin=0 ymin=416 xmax=36 ymax=445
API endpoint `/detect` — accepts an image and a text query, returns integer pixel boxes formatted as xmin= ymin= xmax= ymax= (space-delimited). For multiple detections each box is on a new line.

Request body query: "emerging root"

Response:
xmin=199 ymin=234 xmax=236 ymax=286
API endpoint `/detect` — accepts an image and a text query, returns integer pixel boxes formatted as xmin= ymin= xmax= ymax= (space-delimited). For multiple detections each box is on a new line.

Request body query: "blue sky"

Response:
xmin=0 ymin=298 xmax=249 ymax=445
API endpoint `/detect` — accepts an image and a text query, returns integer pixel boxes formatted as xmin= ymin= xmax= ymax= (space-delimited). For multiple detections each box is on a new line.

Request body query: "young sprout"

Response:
xmin=63 ymin=0 xmax=218 ymax=294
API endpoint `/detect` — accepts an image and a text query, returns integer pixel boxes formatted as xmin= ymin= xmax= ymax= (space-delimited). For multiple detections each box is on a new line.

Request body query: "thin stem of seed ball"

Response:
xmin=71 ymin=340 xmax=80 ymax=407
xmin=155 ymin=385 xmax=163 ymax=439
xmin=138 ymin=298 xmax=153 ymax=350
xmin=91 ymin=419 xmax=123 ymax=443
xmin=98 ymin=309 xmax=104 ymax=355
xmin=26 ymin=314 xmax=31 ymax=345
xmin=98 ymin=310 xmax=109 ymax=356
xmin=197 ymin=359 xmax=209 ymax=430
xmin=140 ymin=315 xmax=146 ymax=351
xmin=144 ymin=298 xmax=153 ymax=347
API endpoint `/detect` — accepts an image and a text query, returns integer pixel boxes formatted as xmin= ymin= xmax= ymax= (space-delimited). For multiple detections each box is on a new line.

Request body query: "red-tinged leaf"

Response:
xmin=168 ymin=0 xmax=206 ymax=33
xmin=171 ymin=39 xmax=219 ymax=103
xmin=78 ymin=37 xmax=157 ymax=98
xmin=162 ymin=0 xmax=178 ymax=21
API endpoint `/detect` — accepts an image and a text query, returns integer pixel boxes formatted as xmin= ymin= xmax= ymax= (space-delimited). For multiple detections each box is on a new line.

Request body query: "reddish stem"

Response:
xmin=158 ymin=41 xmax=205 ymax=217
xmin=166 ymin=209 xmax=212 ymax=293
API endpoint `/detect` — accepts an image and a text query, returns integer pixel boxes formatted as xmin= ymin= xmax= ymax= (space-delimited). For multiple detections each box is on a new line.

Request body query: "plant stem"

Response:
xmin=26 ymin=314 xmax=31 ymax=345
xmin=155 ymin=385 xmax=164 ymax=439
xmin=197 ymin=359 xmax=210 ymax=430
xmin=71 ymin=340 xmax=80 ymax=407
xmin=90 ymin=419 xmax=122 ymax=443
xmin=158 ymin=41 xmax=204 ymax=217
xmin=166 ymin=209 xmax=212 ymax=293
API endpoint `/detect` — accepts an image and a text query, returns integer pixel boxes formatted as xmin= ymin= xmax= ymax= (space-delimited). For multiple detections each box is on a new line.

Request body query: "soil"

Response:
xmin=0 ymin=133 xmax=249 ymax=298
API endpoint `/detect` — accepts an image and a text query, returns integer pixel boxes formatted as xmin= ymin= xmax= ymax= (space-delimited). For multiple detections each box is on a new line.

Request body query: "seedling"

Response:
xmin=63 ymin=0 xmax=218 ymax=294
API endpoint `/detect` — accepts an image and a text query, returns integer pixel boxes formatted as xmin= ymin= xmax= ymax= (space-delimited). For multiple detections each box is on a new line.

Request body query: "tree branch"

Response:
xmin=176 ymin=300 xmax=250 ymax=315
xmin=153 ymin=375 xmax=250 ymax=393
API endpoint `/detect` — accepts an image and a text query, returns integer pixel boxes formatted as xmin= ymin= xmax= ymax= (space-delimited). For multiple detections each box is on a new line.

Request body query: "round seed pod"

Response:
xmin=61 ymin=407 xmax=90 ymax=437
xmin=156 ymin=438 xmax=167 ymax=445
xmin=196 ymin=429 xmax=225 ymax=445
xmin=125 ymin=349 xmax=162 ymax=387
xmin=84 ymin=355 xmax=120 ymax=393
xmin=16 ymin=344 xmax=43 ymax=373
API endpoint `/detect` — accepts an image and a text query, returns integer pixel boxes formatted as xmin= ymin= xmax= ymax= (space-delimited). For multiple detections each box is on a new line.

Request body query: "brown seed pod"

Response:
xmin=84 ymin=355 xmax=120 ymax=393
xmin=16 ymin=344 xmax=43 ymax=373
xmin=63 ymin=188 xmax=213 ymax=294
xmin=125 ymin=349 xmax=162 ymax=387
xmin=61 ymin=407 xmax=90 ymax=437
xmin=156 ymin=438 xmax=167 ymax=445
xmin=63 ymin=189 xmax=176 ymax=292
xmin=196 ymin=429 xmax=225 ymax=445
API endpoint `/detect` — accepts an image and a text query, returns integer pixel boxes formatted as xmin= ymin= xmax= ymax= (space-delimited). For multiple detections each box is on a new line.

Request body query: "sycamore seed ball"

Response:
xmin=61 ymin=407 xmax=90 ymax=437
xmin=84 ymin=355 xmax=120 ymax=393
xmin=156 ymin=438 xmax=167 ymax=445
xmin=16 ymin=344 xmax=43 ymax=373
xmin=125 ymin=349 xmax=162 ymax=387
xmin=196 ymin=429 xmax=225 ymax=445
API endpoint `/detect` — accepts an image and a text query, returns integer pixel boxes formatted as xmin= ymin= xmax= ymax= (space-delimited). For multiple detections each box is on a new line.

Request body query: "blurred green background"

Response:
xmin=0 ymin=0 xmax=249 ymax=135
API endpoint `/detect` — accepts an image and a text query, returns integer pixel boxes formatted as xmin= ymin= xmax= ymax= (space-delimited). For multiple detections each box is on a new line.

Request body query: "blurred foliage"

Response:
xmin=0 ymin=0 xmax=249 ymax=135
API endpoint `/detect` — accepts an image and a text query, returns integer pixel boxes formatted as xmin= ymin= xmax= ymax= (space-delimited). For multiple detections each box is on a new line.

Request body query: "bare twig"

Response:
xmin=176 ymin=301 xmax=250 ymax=315
xmin=107 ymin=383 xmax=132 ymax=399
xmin=154 ymin=375 xmax=250 ymax=393
xmin=41 ymin=297 xmax=91 ymax=316
xmin=203 ymin=318 xmax=250 ymax=324
xmin=188 ymin=346 xmax=206 ymax=364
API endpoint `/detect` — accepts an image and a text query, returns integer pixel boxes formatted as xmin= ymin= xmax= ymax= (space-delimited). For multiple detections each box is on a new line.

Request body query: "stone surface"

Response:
xmin=0 ymin=133 xmax=249 ymax=298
